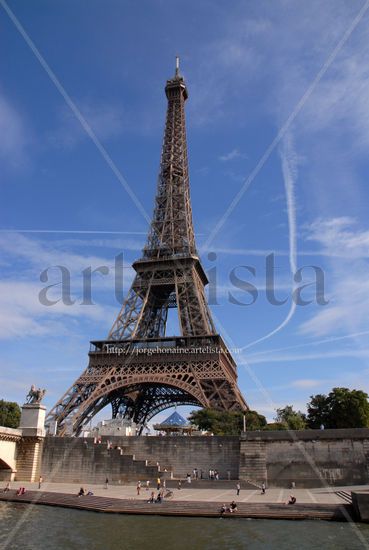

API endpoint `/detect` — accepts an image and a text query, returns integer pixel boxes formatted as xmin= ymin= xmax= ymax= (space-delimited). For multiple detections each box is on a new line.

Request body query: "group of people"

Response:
xmin=136 ymin=478 xmax=170 ymax=496
xmin=220 ymin=501 xmax=238 ymax=514
xmin=184 ymin=468 xmax=220 ymax=482
xmin=147 ymin=488 xmax=173 ymax=503
xmin=77 ymin=487 xmax=94 ymax=497
xmin=2 ymin=483 xmax=26 ymax=495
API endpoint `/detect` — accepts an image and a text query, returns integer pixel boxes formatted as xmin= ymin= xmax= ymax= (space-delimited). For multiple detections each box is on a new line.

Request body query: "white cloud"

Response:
xmin=0 ymin=280 xmax=117 ymax=340
xmin=0 ymin=232 xmax=134 ymax=281
xmin=219 ymin=148 xmax=242 ymax=162
xmin=0 ymin=234 xmax=132 ymax=340
xmin=299 ymin=218 xmax=369 ymax=337
xmin=0 ymin=92 xmax=29 ymax=167
xmin=305 ymin=217 xmax=369 ymax=258
xmin=246 ymin=349 xmax=369 ymax=364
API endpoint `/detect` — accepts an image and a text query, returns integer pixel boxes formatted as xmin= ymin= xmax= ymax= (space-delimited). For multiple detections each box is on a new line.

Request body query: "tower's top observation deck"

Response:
xmin=165 ymin=56 xmax=188 ymax=100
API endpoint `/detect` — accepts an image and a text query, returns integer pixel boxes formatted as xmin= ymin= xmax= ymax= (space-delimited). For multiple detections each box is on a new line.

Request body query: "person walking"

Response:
xmin=38 ymin=476 xmax=43 ymax=490
xmin=261 ymin=482 xmax=266 ymax=495
xmin=236 ymin=482 xmax=240 ymax=496
xmin=137 ymin=481 xmax=141 ymax=496
xmin=178 ymin=480 xmax=182 ymax=490
xmin=104 ymin=477 xmax=109 ymax=489
xmin=157 ymin=476 xmax=161 ymax=491
xmin=146 ymin=480 xmax=150 ymax=491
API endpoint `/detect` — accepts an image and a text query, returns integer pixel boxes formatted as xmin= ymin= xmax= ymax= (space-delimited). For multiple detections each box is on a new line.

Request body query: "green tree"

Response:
xmin=244 ymin=410 xmax=267 ymax=431
xmin=275 ymin=405 xmax=306 ymax=430
xmin=189 ymin=408 xmax=266 ymax=435
xmin=0 ymin=400 xmax=21 ymax=428
xmin=307 ymin=387 xmax=369 ymax=429
xmin=306 ymin=393 xmax=330 ymax=429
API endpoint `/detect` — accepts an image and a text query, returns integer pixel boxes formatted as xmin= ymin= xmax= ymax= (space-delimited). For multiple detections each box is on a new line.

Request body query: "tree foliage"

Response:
xmin=0 ymin=400 xmax=21 ymax=428
xmin=307 ymin=387 xmax=369 ymax=429
xmin=275 ymin=405 xmax=307 ymax=430
xmin=189 ymin=408 xmax=266 ymax=435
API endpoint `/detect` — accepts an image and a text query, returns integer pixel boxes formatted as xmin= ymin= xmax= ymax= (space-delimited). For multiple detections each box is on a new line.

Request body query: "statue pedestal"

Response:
xmin=19 ymin=403 xmax=46 ymax=437
xmin=15 ymin=404 xmax=46 ymax=482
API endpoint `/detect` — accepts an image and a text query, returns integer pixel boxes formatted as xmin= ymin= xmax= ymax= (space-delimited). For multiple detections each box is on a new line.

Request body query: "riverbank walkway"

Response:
xmin=1 ymin=481 xmax=367 ymax=504
xmin=1 ymin=482 xmax=368 ymax=521
xmin=0 ymin=489 xmax=353 ymax=521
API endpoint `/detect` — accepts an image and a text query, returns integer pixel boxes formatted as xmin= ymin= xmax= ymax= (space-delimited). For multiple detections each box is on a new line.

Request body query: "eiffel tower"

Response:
xmin=46 ymin=59 xmax=247 ymax=436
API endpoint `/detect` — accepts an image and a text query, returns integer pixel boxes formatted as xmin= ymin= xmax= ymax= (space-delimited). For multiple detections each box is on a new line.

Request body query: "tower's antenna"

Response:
xmin=175 ymin=55 xmax=180 ymax=77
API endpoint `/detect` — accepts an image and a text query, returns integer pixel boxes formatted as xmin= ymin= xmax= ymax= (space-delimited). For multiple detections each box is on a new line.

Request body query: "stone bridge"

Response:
xmin=0 ymin=404 xmax=45 ymax=482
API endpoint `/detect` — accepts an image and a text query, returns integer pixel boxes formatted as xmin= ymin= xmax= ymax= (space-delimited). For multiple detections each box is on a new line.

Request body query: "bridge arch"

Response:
xmin=0 ymin=436 xmax=18 ymax=480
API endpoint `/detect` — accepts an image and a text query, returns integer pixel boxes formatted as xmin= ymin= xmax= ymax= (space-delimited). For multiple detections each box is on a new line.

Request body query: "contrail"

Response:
xmin=241 ymin=134 xmax=297 ymax=351
xmin=245 ymin=329 xmax=369 ymax=359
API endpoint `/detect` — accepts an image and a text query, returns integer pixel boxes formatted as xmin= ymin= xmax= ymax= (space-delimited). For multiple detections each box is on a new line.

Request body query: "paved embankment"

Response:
xmin=0 ymin=490 xmax=354 ymax=521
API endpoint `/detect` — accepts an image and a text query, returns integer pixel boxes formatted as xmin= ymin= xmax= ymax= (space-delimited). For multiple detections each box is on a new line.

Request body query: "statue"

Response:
xmin=26 ymin=385 xmax=46 ymax=404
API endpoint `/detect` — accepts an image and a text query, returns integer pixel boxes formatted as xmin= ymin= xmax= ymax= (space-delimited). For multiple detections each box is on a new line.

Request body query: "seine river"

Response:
xmin=1 ymin=502 xmax=369 ymax=549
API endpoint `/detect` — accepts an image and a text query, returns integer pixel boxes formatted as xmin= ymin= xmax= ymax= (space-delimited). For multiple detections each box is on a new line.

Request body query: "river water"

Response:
xmin=1 ymin=502 xmax=369 ymax=550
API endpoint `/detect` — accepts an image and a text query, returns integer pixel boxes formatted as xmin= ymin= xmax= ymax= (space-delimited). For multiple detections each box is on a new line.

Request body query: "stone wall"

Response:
xmin=240 ymin=428 xmax=369 ymax=487
xmin=41 ymin=429 xmax=369 ymax=487
xmin=42 ymin=435 xmax=241 ymax=483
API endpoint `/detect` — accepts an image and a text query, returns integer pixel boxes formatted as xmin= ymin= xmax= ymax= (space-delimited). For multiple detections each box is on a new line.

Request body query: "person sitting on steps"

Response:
xmin=229 ymin=501 xmax=238 ymax=513
xmin=287 ymin=495 xmax=296 ymax=505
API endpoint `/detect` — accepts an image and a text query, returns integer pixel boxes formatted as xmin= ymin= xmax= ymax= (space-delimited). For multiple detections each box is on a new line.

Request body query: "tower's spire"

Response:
xmin=144 ymin=57 xmax=192 ymax=259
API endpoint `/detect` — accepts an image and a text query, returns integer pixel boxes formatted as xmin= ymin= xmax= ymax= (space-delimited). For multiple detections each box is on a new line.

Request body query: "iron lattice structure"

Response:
xmin=46 ymin=60 xmax=247 ymax=436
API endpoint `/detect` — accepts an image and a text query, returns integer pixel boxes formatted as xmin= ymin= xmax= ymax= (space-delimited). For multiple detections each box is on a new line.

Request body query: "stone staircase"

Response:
xmin=335 ymin=490 xmax=352 ymax=504
xmin=41 ymin=438 xmax=160 ymax=484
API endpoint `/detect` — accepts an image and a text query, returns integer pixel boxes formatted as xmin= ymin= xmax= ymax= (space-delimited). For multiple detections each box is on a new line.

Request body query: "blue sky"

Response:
xmin=1 ymin=0 xmax=369 ymax=424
